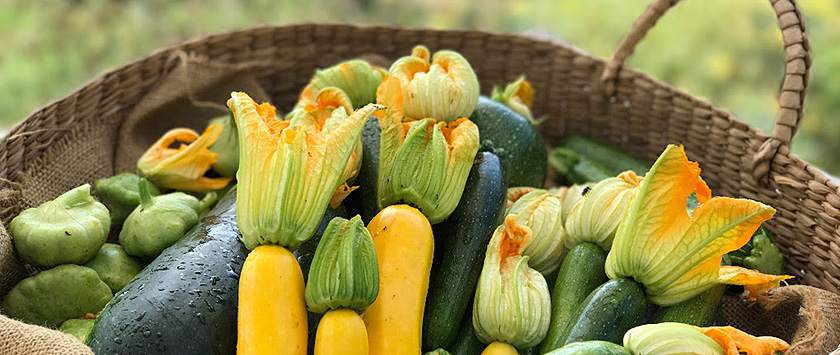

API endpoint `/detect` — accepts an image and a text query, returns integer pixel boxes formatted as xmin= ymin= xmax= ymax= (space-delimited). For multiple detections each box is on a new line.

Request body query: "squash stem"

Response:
xmin=138 ymin=178 xmax=154 ymax=209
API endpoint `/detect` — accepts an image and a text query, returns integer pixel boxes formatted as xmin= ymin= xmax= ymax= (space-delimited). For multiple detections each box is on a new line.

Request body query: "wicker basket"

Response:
xmin=0 ymin=0 xmax=838 ymax=353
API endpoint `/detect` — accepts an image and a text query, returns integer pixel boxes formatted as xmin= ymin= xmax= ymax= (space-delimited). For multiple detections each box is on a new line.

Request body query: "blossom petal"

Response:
xmin=718 ymin=265 xmax=793 ymax=300
xmin=700 ymin=326 xmax=789 ymax=355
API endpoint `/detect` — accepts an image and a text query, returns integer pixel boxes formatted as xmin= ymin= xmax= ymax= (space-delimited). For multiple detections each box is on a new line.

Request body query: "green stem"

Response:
xmin=139 ymin=178 xmax=155 ymax=209
xmin=198 ymin=192 xmax=217 ymax=215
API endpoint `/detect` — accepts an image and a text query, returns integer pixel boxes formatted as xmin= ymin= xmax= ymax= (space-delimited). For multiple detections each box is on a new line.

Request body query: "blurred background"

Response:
xmin=2 ymin=0 xmax=839 ymax=174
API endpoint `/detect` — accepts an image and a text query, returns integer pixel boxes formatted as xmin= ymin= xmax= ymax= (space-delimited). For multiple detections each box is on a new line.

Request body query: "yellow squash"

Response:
xmin=481 ymin=341 xmax=519 ymax=355
xmin=314 ymin=308 xmax=369 ymax=355
xmin=362 ymin=205 xmax=434 ymax=355
xmin=237 ymin=245 xmax=307 ymax=355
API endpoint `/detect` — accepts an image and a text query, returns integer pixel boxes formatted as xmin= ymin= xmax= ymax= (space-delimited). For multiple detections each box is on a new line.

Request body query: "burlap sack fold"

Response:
xmin=724 ymin=285 xmax=840 ymax=354
xmin=0 ymin=314 xmax=92 ymax=355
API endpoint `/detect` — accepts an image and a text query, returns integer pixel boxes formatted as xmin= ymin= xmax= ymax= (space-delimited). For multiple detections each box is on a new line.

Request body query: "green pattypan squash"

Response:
xmin=10 ymin=184 xmax=110 ymax=268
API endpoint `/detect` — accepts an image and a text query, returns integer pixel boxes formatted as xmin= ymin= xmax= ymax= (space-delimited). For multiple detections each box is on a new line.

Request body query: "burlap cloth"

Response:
xmin=0 ymin=48 xmax=837 ymax=354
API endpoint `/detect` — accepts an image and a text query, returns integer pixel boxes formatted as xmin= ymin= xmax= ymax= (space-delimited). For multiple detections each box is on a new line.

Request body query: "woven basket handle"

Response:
xmin=601 ymin=0 xmax=811 ymax=181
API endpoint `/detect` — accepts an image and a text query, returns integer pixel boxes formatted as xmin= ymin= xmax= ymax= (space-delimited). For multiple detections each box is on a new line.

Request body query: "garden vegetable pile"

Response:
xmin=3 ymin=45 xmax=796 ymax=355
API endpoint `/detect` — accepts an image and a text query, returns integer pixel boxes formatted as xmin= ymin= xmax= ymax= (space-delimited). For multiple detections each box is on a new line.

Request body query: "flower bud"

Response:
xmin=473 ymin=216 xmax=551 ymax=349
xmin=305 ymin=216 xmax=378 ymax=314
xmin=564 ymin=172 xmax=642 ymax=250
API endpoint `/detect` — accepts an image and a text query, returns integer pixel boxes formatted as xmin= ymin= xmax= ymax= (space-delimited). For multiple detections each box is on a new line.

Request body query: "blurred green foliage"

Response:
xmin=2 ymin=0 xmax=839 ymax=174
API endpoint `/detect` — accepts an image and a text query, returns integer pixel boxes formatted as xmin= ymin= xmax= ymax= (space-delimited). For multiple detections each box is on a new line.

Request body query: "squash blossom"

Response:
xmin=491 ymin=75 xmax=540 ymax=125
xmin=297 ymin=59 xmax=386 ymax=110
xmin=305 ymin=215 xmax=379 ymax=314
xmin=387 ymin=45 xmax=480 ymax=122
xmin=506 ymin=186 xmax=538 ymax=209
xmin=623 ymin=323 xmax=725 ymax=355
xmin=551 ymin=183 xmax=593 ymax=222
xmin=505 ymin=189 xmax=566 ymax=276
xmin=228 ymin=91 xmax=381 ymax=250
xmin=564 ymin=172 xmax=643 ymax=251
xmin=472 ymin=215 xmax=551 ymax=350
xmin=288 ymin=87 xmax=363 ymax=207
xmin=605 ymin=145 xmax=792 ymax=306
xmin=624 ymin=323 xmax=791 ymax=355
xmin=137 ymin=124 xmax=232 ymax=192
xmin=376 ymin=75 xmax=480 ymax=224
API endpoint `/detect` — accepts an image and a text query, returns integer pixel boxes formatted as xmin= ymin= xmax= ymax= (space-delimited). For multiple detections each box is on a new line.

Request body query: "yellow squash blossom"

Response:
xmin=505 ymin=189 xmax=566 ymax=276
xmin=565 ymin=172 xmax=643 ymax=251
xmin=137 ymin=124 xmax=232 ymax=192
xmin=506 ymin=186 xmax=538 ymax=209
xmin=623 ymin=323 xmax=725 ymax=355
xmin=605 ymin=145 xmax=791 ymax=306
xmin=288 ymin=87 xmax=363 ymax=207
xmin=551 ymin=183 xmax=594 ymax=222
xmin=491 ymin=75 xmax=541 ymax=125
xmin=376 ymin=75 xmax=480 ymax=224
xmin=472 ymin=215 xmax=551 ymax=350
xmin=228 ymin=91 xmax=380 ymax=250
xmin=387 ymin=45 xmax=480 ymax=122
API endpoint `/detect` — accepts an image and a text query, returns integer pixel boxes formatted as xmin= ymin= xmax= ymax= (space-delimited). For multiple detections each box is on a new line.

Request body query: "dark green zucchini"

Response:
xmin=448 ymin=304 xmax=485 ymax=355
xmin=470 ymin=96 xmax=547 ymax=188
xmin=519 ymin=346 xmax=542 ymax=355
xmin=541 ymin=242 xmax=609 ymax=353
xmin=548 ymin=147 xmax=613 ymax=185
xmin=89 ymin=191 xmax=247 ymax=354
xmin=343 ymin=116 xmax=382 ymax=223
xmin=652 ymin=284 xmax=725 ymax=327
xmin=556 ymin=135 xmax=652 ymax=176
xmin=545 ymin=341 xmax=631 ymax=355
xmin=423 ymin=152 xmax=507 ymax=351
xmin=563 ymin=278 xmax=646 ymax=346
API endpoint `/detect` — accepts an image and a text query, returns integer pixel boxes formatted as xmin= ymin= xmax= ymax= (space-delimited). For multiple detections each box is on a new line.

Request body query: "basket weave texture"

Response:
xmin=0 ymin=0 xmax=838 ymax=353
